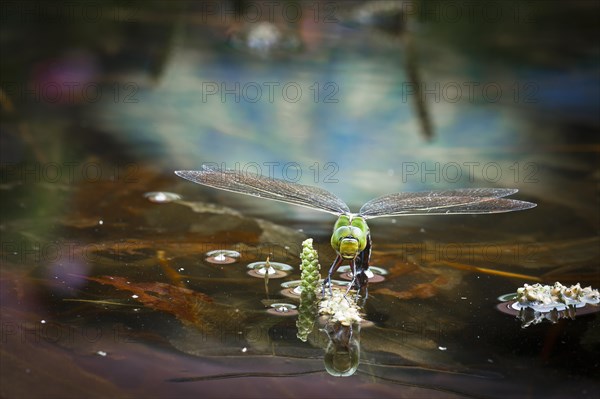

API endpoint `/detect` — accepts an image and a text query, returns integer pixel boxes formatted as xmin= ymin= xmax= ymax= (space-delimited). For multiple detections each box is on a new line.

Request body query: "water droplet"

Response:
xmin=280 ymin=280 xmax=303 ymax=298
xmin=255 ymin=265 xmax=276 ymax=275
xmin=266 ymin=303 xmax=298 ymax=316
xmin=338 ymin=266 xmax=387 ymax=283
xmin=323 ymin=279 xmax=352 ymax=290
xmin=497 ymin=292 xmax=518 ymax=302
xmin=144 ymin=191 xmax=182 ymax=203
xmin=205 ymin=250 xmax=241 ymax=264
xmin=247 ymin=261 xmax=293 ymax=279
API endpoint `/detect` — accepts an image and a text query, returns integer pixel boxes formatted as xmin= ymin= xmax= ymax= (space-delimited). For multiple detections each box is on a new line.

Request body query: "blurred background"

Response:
xmin=1 ymin=1 xmax=599 ymax=398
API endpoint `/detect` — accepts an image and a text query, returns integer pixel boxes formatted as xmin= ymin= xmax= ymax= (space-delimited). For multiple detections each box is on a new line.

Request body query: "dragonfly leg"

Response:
xmin=345 ymin=259 xmax=358 ymax=297
xmin=323 ymin=255 xmax=344 ymax=296
xmin=353 ymin=232 xmax=372 ymax=293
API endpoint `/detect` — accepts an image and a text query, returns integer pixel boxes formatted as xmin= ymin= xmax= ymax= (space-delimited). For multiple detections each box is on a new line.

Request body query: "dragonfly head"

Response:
xmin=331 ymin=215 xmax=369 ymax=259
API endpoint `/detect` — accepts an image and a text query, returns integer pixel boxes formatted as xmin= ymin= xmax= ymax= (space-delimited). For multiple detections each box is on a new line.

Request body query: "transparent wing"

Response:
xmin=175 ymin=165 xmax=350 ymax=216
xmin=359 ymin=188 xmax=536 ymax=219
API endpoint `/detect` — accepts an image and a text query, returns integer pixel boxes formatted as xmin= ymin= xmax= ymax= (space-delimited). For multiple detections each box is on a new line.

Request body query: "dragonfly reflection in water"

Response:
xmin=175 ymin=166 xmax=536 ymax=294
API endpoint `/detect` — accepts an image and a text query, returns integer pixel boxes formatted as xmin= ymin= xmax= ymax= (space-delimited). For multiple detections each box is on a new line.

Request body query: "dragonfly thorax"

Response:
xmin=330 ymin=215 xmax=370 ymax=259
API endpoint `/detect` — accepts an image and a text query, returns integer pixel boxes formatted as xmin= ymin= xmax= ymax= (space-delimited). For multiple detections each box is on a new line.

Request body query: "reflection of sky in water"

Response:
xmin=94 ymin=46 xmax=547 ymax=208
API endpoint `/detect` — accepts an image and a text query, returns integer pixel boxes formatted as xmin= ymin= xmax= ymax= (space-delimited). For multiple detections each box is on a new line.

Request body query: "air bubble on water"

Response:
xmin=143 ymin=191 xmax=182 ymax=203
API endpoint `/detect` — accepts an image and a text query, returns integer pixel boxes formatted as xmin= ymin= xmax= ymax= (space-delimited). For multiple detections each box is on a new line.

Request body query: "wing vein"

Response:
xmin=175 ymin=166 xmax=350 ymax=216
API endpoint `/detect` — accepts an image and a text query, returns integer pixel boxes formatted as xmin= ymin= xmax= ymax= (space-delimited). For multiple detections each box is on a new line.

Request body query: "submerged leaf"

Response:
xmin=86 ymin=276 xmax=213 ymax=326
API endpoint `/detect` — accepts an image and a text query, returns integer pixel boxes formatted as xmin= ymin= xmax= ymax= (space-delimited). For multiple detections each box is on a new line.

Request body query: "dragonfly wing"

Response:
xmin=359 ymin=188 xmax=536 ymax=218
xmin=175 ymin=166 xmax=350 ymax=216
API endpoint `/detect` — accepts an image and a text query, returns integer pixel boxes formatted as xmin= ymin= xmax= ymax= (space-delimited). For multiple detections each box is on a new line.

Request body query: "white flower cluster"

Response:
xmin=319 ymin=289 xmax=363 ymax=326
xmin=516 ymin=282 xmax=599 ymax=311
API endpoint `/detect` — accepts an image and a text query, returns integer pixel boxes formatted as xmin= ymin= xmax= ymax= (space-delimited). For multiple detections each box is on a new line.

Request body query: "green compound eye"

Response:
xmin=351 ymin=218 xmax=369 ymax=250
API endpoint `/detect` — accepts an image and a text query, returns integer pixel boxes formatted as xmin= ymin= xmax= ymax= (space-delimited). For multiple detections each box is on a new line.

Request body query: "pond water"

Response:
xmin=1 ymin=1 xmax=599 ymax=398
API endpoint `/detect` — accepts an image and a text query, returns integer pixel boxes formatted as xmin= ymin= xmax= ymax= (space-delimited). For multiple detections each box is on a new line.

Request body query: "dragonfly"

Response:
xmin=175 ymin=165 xmax=536 ymax=293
